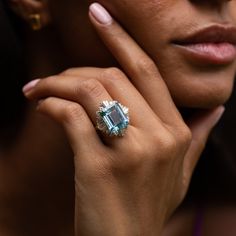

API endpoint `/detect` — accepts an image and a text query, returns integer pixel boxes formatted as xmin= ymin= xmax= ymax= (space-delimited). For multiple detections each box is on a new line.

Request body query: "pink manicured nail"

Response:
xmin=89 ymin=3 xmax=112 ymax=25
xmin=22 ymin=79 xmax=40 ymax=94
xmin=212 ymin=106 xmax=225 ymax=126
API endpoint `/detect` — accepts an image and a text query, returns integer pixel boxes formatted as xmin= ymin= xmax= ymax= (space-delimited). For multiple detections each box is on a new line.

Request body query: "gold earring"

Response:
xmin=28 ymin=14 xmax=42 ymax=31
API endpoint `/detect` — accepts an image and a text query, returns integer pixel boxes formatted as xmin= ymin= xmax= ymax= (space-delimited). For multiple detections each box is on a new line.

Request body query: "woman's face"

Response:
xmin=49 ymin=0 xmax=236 ymax=108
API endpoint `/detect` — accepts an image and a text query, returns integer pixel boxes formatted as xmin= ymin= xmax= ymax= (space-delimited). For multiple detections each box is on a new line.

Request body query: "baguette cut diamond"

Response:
xmin=96 ymin=101 xmax=129 ymax=136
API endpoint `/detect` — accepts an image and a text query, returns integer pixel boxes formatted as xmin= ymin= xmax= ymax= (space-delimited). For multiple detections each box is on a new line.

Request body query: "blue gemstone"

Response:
xmin=100 ymin=102 xmax=129 ymax=136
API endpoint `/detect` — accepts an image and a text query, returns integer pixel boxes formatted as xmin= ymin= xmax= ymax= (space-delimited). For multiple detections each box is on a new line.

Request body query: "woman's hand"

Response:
xmin=23 ymin=3 xmax=224 ymax=236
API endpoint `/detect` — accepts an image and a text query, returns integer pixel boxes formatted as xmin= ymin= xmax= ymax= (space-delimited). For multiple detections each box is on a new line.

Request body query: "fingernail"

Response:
xmin=89 ymin=3 xmax=112 ymax=25
xmin=211 ymin=106 xmax=225 ymax=126
xmin=22 ymin=79 xmax=40 ymax=94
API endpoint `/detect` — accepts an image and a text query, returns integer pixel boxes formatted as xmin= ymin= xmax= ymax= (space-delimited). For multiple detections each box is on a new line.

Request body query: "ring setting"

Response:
xmin=96 ymin=101 xmax=129 ymax=137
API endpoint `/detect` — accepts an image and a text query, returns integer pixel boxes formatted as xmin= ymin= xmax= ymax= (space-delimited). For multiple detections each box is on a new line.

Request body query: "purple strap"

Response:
xmin=193 ymin=209 xmax=204 ymax=236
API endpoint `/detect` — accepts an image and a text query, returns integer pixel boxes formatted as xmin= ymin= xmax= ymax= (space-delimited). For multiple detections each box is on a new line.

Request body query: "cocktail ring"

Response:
xmin=96 ymin=101 xmax=129 ymax=137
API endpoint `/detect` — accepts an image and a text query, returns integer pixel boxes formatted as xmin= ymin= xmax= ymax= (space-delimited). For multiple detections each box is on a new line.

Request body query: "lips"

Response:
xmin=172 ymin=25 xmax=236 ymax=65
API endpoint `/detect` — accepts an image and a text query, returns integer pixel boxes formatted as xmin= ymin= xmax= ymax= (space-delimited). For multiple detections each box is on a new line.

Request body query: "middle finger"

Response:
xmin=25 ymin=74 xmax=159 ymax=130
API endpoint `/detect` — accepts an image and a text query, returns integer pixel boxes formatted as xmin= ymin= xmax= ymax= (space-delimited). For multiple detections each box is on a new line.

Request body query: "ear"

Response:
xmin=9 ymin=0 xmax=51 ymax=31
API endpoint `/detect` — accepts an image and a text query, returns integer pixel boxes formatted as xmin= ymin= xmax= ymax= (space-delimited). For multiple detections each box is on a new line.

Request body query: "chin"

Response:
xmin=155 ymin=54 xmax=236 ymax=109
xmin=175 ymin=82 xmax=234 ymax=121
xmin=166 ymin=72 xmax=235 ymax=109
xmin=174 ymin=89 xmax=232 ymax=109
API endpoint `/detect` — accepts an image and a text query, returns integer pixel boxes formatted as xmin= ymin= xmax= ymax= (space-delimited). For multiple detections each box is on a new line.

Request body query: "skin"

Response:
xmin=2 ymin=0 xmax=236 ymax=235
xmin=48 ymin=0 xmax=236 ymax=108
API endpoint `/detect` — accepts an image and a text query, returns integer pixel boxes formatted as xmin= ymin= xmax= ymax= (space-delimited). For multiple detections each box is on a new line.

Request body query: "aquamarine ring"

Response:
xmin=96 ymin=101 xmax=130 ymax=137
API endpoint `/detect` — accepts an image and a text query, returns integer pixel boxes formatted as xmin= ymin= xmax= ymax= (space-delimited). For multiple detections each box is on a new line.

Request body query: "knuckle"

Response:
xmin=38 ymin=96 xmax=53 ymax=109
xmin=151 ymin=132 xmax=177 ymax=162
xmin=63 ymin=103 xmax=84 ymax=123
xmin=108 ymin=28 xmax=125 ymax=40
xmin=102 ymin=67 xmax=124 ymax=80
xmin=174 ymin=124 xmax=192 ymax=149
xmin=153 ymin=130 xmax=176 ymax=151
xmin=43 ymin=75 xmax=58 ymax=83
xmin=124 ymin=141 xmax=150 ymax=168
xmin=100 ymin=68 xmax=126 ymax=89
xmin=79 ymin=79 xmax=104 ymax=98
xmin=37 ymin=76 xmax=55 ymax=90
xmin=132 ymin=137 xmax=152 ymax=159
xmin=128 ymin=144 xmax=145 ymax=165
xmin=60 ymin=68 xmax=77 ymax=76
xmin=112 ymin=138 xmax=145 ymax=170
xmin=135 ymin=57 xmax=157 ymax=76
xmin=161 ymin=135 xmax=177 ymax=154
xmin=180 ymin=126 xmax=192 ymax=147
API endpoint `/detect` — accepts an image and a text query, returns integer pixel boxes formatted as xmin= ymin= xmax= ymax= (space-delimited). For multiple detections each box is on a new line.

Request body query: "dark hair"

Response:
xmin=0 ymin=1 xmax=28 ymax=149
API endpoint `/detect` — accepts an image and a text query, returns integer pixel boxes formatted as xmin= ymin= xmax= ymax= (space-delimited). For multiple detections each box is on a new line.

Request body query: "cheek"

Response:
xmin=162 ymin=62 xmax=236 ymax=108
xmin=229 ymin=2 xmax=236 ymax=20
xmin=98 ymin=0 xmax=175 ymax=26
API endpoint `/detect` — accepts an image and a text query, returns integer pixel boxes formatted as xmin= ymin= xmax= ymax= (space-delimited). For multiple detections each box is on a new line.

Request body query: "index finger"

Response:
xmin=89 ymin=3 xmax=183 ymax=128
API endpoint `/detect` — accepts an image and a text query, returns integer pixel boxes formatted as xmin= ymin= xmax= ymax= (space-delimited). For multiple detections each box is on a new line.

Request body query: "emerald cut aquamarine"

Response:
xmin=96 ymin=101 xmax=129 ymax=136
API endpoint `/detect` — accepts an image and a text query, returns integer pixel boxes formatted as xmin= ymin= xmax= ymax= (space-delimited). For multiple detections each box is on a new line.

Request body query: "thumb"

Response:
xmin=183 ymin=106 xmax=225 ymax=180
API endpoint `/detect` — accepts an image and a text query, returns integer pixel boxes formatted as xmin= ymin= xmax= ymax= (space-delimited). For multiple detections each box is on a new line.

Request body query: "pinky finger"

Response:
xmin=37 ymin=97 xmax=102 ymax=154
